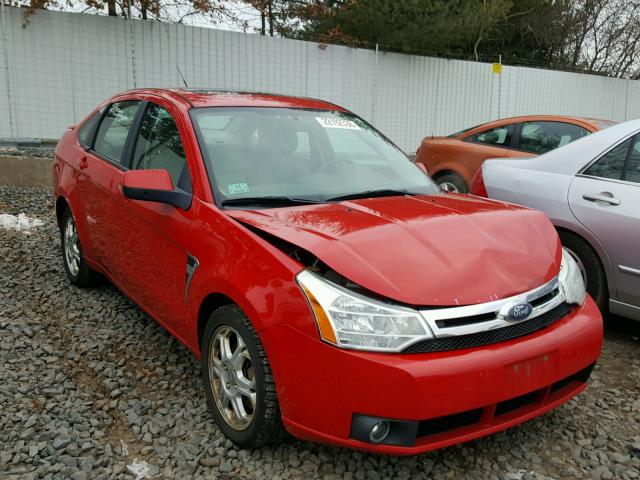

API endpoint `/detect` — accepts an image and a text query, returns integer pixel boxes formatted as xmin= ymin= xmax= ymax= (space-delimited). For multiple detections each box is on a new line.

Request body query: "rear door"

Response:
xmin=461 ymin=123 xmax=523 ymax=168
xmin=568 ymin=134 xmax=640 ymax=307
xmin=80 ymin=100 xmax=143 ymax=271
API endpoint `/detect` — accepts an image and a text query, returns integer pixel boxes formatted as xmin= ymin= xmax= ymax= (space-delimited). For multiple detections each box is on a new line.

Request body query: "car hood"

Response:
xmin=226 ymin=194 xmax=561 ymax=306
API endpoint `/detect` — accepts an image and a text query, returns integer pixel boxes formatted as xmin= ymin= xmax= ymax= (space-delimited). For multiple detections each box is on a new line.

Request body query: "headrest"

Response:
xmin=259 ymin=121 xmax=298 ymax=155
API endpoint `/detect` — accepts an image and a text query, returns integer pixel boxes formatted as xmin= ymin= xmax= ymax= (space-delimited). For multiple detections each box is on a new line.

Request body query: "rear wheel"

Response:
xmin=201 ymin=305 xmax=285 ymax=447
xmin=60 ymin=208 xmax=101 ymax=287
xmin=558 ymin=230 xmax=608 ymax=314
xmin=435 ymin=172 xmax=468 ymax=193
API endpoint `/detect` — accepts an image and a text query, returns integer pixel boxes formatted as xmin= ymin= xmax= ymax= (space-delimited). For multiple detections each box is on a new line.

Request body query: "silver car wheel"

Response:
xmin=209 ymin=325 xmax=256 ymax=431
xmin=564 ymin=246 xmax=588 ymax=287
xmin=439 ymin=182 xmax=459 ymax=193
xmin=64 ymin=215 xmax=81 ymax=277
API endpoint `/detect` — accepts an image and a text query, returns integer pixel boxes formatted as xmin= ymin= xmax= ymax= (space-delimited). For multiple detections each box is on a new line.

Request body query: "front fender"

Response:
xmin=184 ymin=201 xmax=317 ymax=356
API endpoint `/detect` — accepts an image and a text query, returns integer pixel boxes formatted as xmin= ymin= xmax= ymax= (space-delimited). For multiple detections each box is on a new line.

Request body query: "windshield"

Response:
xmin=190 ymin=107 xmax=439 ymax=206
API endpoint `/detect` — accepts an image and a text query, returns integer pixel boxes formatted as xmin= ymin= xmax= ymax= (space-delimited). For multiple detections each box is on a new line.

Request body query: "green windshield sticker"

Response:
xmin=227 ymin=183 xmax=250 ymax=195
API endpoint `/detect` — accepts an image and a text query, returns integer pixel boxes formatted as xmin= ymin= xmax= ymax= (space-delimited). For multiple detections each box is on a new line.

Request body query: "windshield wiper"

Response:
xmin=221 ymin=196 xmax=320 ymax=207
xmin=326 ymin=189 xmax=415 ymax=202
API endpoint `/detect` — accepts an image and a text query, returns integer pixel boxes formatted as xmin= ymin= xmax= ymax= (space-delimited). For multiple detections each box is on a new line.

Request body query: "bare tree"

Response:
xmin=550 ymin=0 xmax=640 ymax=78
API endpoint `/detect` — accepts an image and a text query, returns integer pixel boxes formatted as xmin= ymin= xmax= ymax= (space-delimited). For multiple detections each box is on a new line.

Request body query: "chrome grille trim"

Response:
xmin=418 ymin=277 xmax=564 ymax=338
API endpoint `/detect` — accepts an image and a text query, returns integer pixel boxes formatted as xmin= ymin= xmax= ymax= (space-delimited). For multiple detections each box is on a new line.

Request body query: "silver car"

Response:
xmin=479 ymin=119 xmax=640 ymax=321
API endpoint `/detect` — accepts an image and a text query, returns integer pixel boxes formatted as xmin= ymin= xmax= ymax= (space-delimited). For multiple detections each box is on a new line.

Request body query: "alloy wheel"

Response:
xmin=439 ymin=182 xmax=459 ymax=193
xmin=64 ymin=215 xmax=81 ymax=277
xmin=208 ymin=325 xmax=256 ymax=431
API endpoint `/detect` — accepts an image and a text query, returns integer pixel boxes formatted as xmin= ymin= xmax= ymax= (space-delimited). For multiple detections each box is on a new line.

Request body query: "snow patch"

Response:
xmin=127 ymin=459 xmax=157 ymax=480
xmin=0 ymin=213 xmax=44 ymax=233
xmin=120 ymin=439 xmax=129 ymax=457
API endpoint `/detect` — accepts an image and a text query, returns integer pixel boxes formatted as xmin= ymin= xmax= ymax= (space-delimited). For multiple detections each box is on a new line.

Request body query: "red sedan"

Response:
xmin=53 ymin=89 xmax=602 ymax=454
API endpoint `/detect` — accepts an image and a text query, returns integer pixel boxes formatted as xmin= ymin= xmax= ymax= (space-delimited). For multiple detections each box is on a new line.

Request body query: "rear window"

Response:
xmin=93 ymin=101 xmax=141 ymax=164
xmin=592 ymin=120 xmax=617 ymax=130
xmin=77 ymin=108 xmax=104 ymax=149
xmin=519 ymin=121 xmax=589 ymax=154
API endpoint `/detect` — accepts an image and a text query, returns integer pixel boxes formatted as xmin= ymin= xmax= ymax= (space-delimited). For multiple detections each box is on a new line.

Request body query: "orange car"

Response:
xmin=416 ymin=115 xmax=615 ymax=193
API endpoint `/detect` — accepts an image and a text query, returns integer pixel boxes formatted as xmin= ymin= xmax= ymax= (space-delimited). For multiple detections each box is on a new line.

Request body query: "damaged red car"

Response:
xmin=53 ymin=89 xmax=602 ymax=454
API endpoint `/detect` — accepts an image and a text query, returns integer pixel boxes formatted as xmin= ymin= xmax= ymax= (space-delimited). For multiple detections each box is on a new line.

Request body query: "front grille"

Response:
xmin=417 ymin=409 xmax=483 ymax=437
xmin=434 ymin=288 xmax=562 ymax=329
xmin=495 ymin=390 xmax=542 ymax=416
xmin=414 ymin=363 xmax=595 ymax=441
xmin=404 ymin=302 xmax=573 ymax=354
xmin=550 ymin=364 xmax=594 ymax=393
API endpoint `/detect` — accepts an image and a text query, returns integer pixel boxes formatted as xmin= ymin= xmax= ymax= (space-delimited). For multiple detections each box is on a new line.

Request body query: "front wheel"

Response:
xmin=435 ymin=172 xmax=468 ymax=193
xmin=201 ymin=305 xmax=285 ymax=447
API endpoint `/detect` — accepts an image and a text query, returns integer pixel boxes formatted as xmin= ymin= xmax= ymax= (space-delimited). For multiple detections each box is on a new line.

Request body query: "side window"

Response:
xmin=93 ymin=101 xmax=141 ymax=164
xmin=132 ymin=103 xmax=192 ymax=193
xmin=467 ymin=124 xmax=513 ymax=147
xmin=519 ymin=121 xmax=589 ymax=154
xmin=583 ymin=138 xmax=629 ymax=180
xmin=77 ymin=108 xmax=104 ymax=149
xmin=624 ymin=136 xmax=640 ymax=184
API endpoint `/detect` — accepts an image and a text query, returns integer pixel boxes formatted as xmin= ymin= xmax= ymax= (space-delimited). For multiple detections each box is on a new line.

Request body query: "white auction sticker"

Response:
xmin=315 ymin=117 xmax=361 ymax=130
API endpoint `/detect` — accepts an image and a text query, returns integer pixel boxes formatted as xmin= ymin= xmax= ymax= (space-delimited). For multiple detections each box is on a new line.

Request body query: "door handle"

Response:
xmin=582 ymin=192 xmax=621 ymax=206
xmin=79 ymin=156 xmax=88 ymax=170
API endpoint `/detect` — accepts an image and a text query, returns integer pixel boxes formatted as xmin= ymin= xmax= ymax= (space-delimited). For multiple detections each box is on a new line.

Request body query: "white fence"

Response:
xmin=2 ymin=5 xmax=640 ymax=152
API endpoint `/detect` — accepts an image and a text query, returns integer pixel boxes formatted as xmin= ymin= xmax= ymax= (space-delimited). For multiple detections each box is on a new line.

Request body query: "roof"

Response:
xmin=151 ymin=88 xmax=347 ymax=111
xmin=487 ymin=114 xmax=615 ymax=128
xmin=495 ymin=117 xmax=640 ymax=175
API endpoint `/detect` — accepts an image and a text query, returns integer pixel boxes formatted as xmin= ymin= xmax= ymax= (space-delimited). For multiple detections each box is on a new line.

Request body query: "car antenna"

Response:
xmin=177 ymin=66 xmax=189 ymax=88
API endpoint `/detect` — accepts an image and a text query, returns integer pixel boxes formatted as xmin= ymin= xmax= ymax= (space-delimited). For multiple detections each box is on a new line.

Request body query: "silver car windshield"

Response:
xmin=190 ymin=107 xmax=439 ymax=205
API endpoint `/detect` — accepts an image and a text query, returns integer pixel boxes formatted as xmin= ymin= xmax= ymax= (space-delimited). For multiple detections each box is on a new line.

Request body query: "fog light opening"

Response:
xmin=369 ymin=420 xmax=391 ymax=444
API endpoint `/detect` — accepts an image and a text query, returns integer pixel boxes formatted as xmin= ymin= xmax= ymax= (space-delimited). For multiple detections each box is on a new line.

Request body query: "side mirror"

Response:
xmin=123 ymin=169 xmax=192 ymax=210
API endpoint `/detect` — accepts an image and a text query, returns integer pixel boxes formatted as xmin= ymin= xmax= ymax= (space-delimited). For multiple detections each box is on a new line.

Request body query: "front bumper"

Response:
xmin=260 ymin=297 xmax=602 ymax=455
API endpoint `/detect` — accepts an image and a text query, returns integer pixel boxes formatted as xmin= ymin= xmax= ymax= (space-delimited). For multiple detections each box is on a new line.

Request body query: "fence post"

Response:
xmin=128 ymin=16 xmax=137 ymax=88
xmin=0 ymin=2 xmax=16 ymax=138
xmin=624 ymin=78 xmax=630 ymax=121
xmin=371 ymin=43 xmax=378 ymax=124
xmin=498 ymin=54 xmax=502 ymax=119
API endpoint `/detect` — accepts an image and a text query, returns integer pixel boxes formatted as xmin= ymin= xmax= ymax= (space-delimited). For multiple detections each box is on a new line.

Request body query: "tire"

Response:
xmin=60 ymin=208 xmax=101 ymax=287
xmin=201 ymin=305 xmax=285 ymax=448
xmin=558 ymin=230 xmax=608 ymax=314
xmin=435 ymin=172 xmax=468 ymax=193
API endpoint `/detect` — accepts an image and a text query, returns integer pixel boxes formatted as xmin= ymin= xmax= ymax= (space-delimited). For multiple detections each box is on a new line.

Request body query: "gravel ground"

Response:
xmin=1 ymin=186 xmax=639 ymax=480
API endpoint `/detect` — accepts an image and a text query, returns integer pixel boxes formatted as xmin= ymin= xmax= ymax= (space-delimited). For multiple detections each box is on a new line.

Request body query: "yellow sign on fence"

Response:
xmin=492 ymin=63 xmax=503 ymax=75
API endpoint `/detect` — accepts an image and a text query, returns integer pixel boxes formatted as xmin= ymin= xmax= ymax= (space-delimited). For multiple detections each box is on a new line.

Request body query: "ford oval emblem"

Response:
xmin=503 ymin=302 xmax=533 ymax=322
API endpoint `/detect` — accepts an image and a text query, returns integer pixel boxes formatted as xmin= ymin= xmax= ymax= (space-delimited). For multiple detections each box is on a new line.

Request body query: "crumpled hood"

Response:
xmin=226 ymin=194 xmax=561 ymax=306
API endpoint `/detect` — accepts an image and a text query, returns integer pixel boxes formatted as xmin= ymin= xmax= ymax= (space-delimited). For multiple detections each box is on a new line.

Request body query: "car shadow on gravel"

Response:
xmin=1 ymin=187 xmax=639 ymax=480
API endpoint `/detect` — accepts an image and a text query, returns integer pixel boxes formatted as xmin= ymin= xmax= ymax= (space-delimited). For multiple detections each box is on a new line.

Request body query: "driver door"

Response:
xmin=116 ymin=101 xmax=197 ymax=330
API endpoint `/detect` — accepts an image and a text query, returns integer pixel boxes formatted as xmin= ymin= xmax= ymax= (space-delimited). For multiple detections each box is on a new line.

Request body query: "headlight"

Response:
xmin=297 ymin=270 xmax=431 ymax=352
xmin=559 ymin=248 xmax=587 ymax=305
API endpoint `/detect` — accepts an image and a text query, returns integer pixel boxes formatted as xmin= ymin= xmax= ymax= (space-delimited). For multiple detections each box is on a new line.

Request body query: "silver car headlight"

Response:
xmin=559 ymin=248 xmax=587 ymax=305
xmin=297 ymin=270 xmax=431 ymax=352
